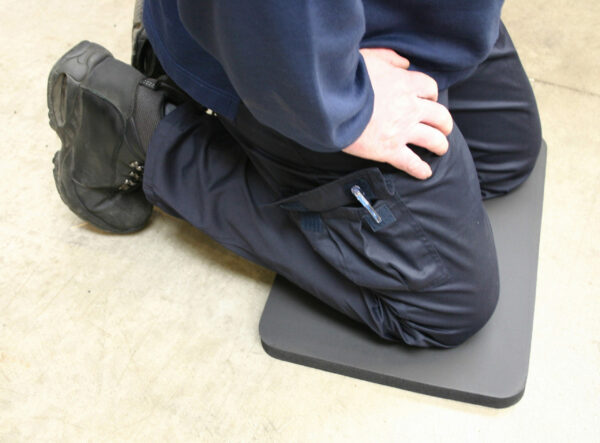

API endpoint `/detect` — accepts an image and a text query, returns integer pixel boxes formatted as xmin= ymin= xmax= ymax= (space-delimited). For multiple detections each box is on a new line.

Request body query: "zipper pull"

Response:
xmin=351 ymin=185 xmax=382 ymax=224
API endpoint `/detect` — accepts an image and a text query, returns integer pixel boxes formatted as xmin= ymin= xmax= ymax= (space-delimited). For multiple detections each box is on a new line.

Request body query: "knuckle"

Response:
xmin=438 ymin=135 xmax=449 ymax=154
xmin=426 ymin=76 xmax=438 ymax=93
xmin=443 ymin=113 xmax=454 ymax=134
xmin=412 ymin=72 xmax=438 ymax=97
xmin=434 ymin=104 xmax=453 ymax=134
xmin=406 ymin=155 xmax=422 ymax=173
xmin=428 ymin=131 xmax=446 ymax=154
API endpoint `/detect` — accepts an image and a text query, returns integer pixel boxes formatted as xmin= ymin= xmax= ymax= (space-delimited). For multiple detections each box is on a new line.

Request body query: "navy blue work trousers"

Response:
xmin=142 ymin=23 xmax=542 ymax=348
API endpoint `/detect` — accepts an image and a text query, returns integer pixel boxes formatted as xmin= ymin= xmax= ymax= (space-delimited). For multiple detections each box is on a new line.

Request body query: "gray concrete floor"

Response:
xmin=1 ymin=0 xmax=598 ymax=441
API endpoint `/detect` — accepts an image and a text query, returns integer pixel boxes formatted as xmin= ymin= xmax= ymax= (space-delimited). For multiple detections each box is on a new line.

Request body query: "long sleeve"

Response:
xmin=176 ymin=0 xmax=374 ymax=152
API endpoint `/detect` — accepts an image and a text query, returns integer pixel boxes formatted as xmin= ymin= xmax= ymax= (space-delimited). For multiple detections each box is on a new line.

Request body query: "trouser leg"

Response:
xmin=142 ymin=24 xmax=540 ymax=348
xmin=142 ymin=105 xmax=386 ymax=331
xmin=448 ymin=22 xmax=542 ymax=199
xmin=143 ymin=97 xmax=499 ymax=348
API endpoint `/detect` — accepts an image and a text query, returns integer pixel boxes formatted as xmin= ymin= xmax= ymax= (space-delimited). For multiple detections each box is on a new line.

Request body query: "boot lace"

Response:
xmin=118 ymin=161 xmax=144 ymax=191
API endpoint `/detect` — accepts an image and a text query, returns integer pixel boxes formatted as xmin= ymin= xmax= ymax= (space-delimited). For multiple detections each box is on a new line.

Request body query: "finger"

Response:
xmin=360 ymin=48 xmax=410 ymax=69
xmin=375 ymin=48 xmax=410 ymax=69
xmin=406 ymin=71 xmax=438 ymax=101
xmin=417 ymin=99 xmax=453 ymax=135
xmin=407 ymin=123 xmax=449 ymax=156
xmin=387 ymin=145 xmax=433 ymax=180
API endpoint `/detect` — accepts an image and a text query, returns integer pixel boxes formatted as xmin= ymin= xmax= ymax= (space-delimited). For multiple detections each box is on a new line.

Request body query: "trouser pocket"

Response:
xmin=271 ymin=167 xmax=449 ymax=292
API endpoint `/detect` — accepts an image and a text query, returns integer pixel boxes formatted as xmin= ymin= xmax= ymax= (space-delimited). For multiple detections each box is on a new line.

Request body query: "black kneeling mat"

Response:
xmin=259 ymin=143 xmax=547 ymax=408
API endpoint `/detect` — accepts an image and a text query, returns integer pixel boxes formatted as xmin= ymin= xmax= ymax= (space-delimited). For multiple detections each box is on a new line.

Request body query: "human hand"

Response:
xmin=342 ymin=48 xmax=453 ymax=179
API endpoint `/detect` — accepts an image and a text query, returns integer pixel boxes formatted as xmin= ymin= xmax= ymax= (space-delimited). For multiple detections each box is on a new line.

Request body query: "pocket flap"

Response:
xmin=269 ymin=167 xmax=393 ymax=212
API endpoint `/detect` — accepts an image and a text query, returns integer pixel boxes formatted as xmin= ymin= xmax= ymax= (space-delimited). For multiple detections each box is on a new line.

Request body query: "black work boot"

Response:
xmin=48 ymin=41 xmax=176 ymax=233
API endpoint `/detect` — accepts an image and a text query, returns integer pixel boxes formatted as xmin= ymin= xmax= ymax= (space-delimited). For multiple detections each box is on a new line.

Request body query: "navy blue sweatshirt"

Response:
xmin=144 ymin=1 xmax=504 ymax=152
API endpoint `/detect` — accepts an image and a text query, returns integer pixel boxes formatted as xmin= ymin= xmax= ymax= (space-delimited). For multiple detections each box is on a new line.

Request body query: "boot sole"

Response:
xmin=48 ymin=41 xmax=151 ymax=234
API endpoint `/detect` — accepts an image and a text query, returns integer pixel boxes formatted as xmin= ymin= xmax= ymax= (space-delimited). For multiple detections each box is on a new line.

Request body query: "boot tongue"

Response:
xmin=72 ymin=89 xmax=125 ymax=188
